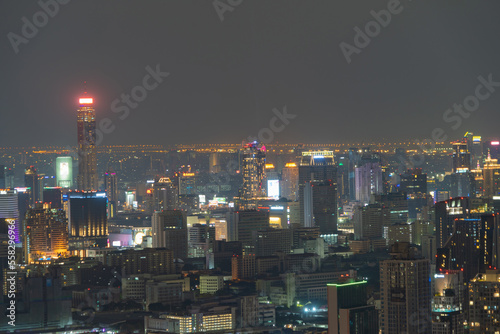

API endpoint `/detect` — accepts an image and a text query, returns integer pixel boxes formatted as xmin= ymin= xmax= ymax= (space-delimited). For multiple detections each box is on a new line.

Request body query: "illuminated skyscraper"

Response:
xmin=355 ymin=162 xmax=383 ymax=205
xmin=431 ymin=271 xmax=465 ymax=334
xmin=56 ymin=156 xmax=73 ymax=188
xmin=468 ymin=270 xmax=500 ymax=333
xmin=281 ymin=162 xmax=299 ymax=201
xmin=240 ymin=142 xmax=266 ymax=199
xmin=153 ymin=177 xmax=178 ymax=211
xmin=452 ymin=140 xmax=471 ymax=173
xmin=482 ymin=150 xmax=500 ymax=198
xmin=24 ymin=203 xmax=68 ymax=263
xmin=152 ymin=210 xmax=187 ymax=260
xmin=67 ymin=191 xmax=108 ymax=250
xmin=76 ymin=95 xmax=98 ymax=191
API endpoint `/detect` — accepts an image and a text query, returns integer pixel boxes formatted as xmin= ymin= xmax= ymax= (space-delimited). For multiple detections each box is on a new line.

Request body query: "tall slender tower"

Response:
xmin=76 ymin=91 xmax=98 ymax=191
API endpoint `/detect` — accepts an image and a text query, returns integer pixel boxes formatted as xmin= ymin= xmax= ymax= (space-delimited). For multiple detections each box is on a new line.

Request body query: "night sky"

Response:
xmin=1 ymin=0 xmax=500 ymax=146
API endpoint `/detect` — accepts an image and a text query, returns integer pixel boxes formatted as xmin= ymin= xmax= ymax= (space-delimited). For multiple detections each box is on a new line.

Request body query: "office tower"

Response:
xmin=0 ymin=189 xmax=20 ymax=245
xmin=355 ymin=162 xmax=383 ymax=205
xmin=152 ymin=210 xmax=187 ymax=260
xmin=436 ymin=214 xmax=497 ymax=282
xmin=372 ymin=193 xmax=409 ymax=225
xmin=265 ymin=164 xmax=280 ymax=199
xmin=380 ymin=242 xmax=431 ymax=334
xmin=468 ymin=270 xmax=500 ymax=333
xmin=470 ymin=135 xmax=483 ymax=165
xmin=253 ymin=228 xmax=292 ymax=257
xmin=209 ymin=152 xmax=221 ymax=173
xmin=178 ymin=171 xmax=196 ymax=195
xmin=299 ymin=150 xmax=337 ymax=228
xmin=24 ymin=203 xmax=68 ymax=263
xmin=0 ymin=165 xmax=4 ymax=189
xmin=281 ymin=162 xmax=299 ymax=201
xmin=233 ymin=210 xmax=269 ymax=253
xmin=240 ymin=141 xmax=266 ymax=200
xmin=67 ymin=191 xmax=108 ymax=249
xmin=482 ymin=150 xmax=500 ymax=198
xmin=104 ymin=167 xmax=118 ymax=218
xmin=178 ymin=194 xmax=199 ymax=215
xmin=76 ymin=95 xmax=98 ymax=191
xmin=188 ymin=223 xmax=215 ymax=258
xmin=55 ymin=156 xmax=73 ymax=188
xmin=24 ymin=166 xmax=39 ymax=207
xmin=153 ymin=177 xmax=178 ymax=211
xmin=431 ymin=271 xmax=465 ymax=334
xmin=348 ymin=148 xmax=361 ymax=201
xmin=303 ymin=180 xmax=337 ymax=234
xmin=208 ymin=240 xmax=242 ymax=271
xmin=42 ymin=187 xmax=63 ymax=209
xmin=435 ymin=197 xmax=471 ymax=248
xmin=399 ymin=168 xmax=427 ymax=195
xmin=452 ymin=140 xmax=471 ymax=173
xmin=327 ymin=280 xmax=378 ymax=334
xmin=353 ymin=204 xmax=390 ymax=240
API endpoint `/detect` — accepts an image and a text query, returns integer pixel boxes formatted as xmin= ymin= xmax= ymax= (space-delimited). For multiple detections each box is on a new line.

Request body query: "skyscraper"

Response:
xmin=281 ymin=162 xmax=299 ymax=201
xmin=153 ymin=177 xmax=178 ymax=211
xmin=355 ymin=162 xmax=383 ymax=205
xmin=55 ymin=156 xmax=73 ymax=189
xmin=67 ymin=191 xmax=108 ymax=249
xmin=24 ymin=166 xmax=39 ymax=207
xmin=299 ymin=150 xmax=337 ymax=228
xmin=76 ymin=95 xmax=98 ymax=191
xmin=240 ymin=142 xmax=266 ymax=200
xmin=152 ymin=210 xmax=187 ymax=260
xmin=105 ymin=167 xmax=118 ymax=218
xmin=452 ymin=140 xmax=471 ymax=173
xmin=380 ymin=242 xmax=431 ymax=334
xmin=24 ymin=203 xmax=68 ymax=263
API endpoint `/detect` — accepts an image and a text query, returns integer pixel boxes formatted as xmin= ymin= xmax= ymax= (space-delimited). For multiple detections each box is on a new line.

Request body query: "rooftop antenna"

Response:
xmin=83 ymin=81 xmax=87 ymax=94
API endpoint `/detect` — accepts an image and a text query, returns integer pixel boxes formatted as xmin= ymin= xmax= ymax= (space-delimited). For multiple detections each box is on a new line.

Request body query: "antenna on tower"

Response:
xmin=83 ymin=81 xmax=87 ymax=94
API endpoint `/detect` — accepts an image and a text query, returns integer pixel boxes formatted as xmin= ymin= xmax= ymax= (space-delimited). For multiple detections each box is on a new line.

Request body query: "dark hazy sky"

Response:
xmin=1 ymin=0 xmax=500 ymax=146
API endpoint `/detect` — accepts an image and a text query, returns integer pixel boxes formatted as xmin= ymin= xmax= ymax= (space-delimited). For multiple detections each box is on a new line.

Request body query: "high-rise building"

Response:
xmin=431 ymin=270 xmax=465 ymax=334
xmin=232 ymin=210 xmax=269 ymax=253
xmin=240 ymin=142 xmax=266 ymax=200
xmin=435 ymin=197 xmax=471 ymax=248
xmin=452 ymin=140 xmax=471 ymax=173
xmin=380 ymin=242 xmax=431 ymax=334
xmin=355 ymin=162 xmax=383 ymax=205
xmin=67 ymin=191 xmax=108 ymax=250
xmin=468 ymin=269 xmax=500 ymax=333
xmin=24 ymin=166 xmax=39 ymax=207
xmin=280 ymin=162 xmax=299 ymax=201
xmin=153 ymin=177 xmax=178 ymax=211
xmin=152 ymin=210 xmax=187 ymax=260
xmin=327 ymin=280 xmax=378 ymax=334
xmin=299 ymin=150 xmax=337 ymax=228
xmin=42 ymin=187 xmax=63 ymax=209
xmin=348 ymin=148 xmax=361 ymax=201
xmin=399 ymin=168 xmax=427 ymax=195
xmin=436 ymin=214 xmax=497 ymax=282
xmin=482 ymin=150 xmax=500 ymax=198
xmin=303 ymin=180 xmax=338 ymax=234
xmin=178 ymin=172 xmax=196 ymax=195
xmin=104 ymin=167 xmax=118 ymax=218
xmin=76 ymin=95 xmax=98 ymax=191
xmin=55 ymin=156 xmax=73 ymax=188
xmin=24 ymin=203 xmax=68 ymax=263
xmin=353 ymin=204 xmax=390 ymax=240
xmin=0 ymin=189 xmax=20 ymax=245
xmin=253 ymin=228 xmax=292 ymax=257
